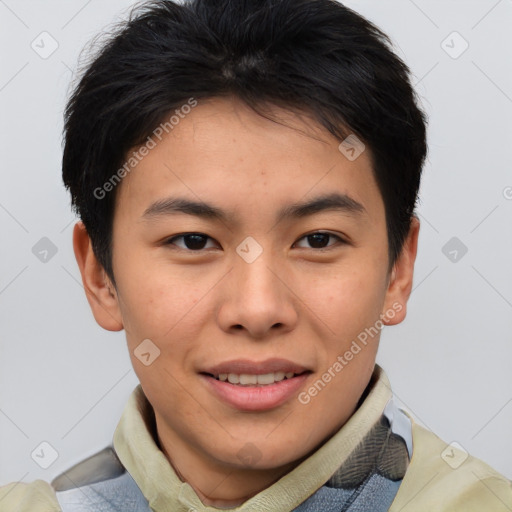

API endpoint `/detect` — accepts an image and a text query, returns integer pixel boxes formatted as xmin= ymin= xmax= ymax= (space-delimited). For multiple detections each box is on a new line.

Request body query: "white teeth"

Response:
xmin=215 ymin=371 xmax=299 ymax=385
xmin=257 ymin=373 xmax=275 ymax=385
xmin=227 ymin=373 xmax=240 ymax=384
xmin=239 ymin=374 xmax=258 ymax=385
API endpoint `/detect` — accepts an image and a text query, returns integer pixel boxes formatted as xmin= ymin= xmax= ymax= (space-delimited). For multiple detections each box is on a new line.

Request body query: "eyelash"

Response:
xmin=163 ymin=231 xmax=347 ymax=252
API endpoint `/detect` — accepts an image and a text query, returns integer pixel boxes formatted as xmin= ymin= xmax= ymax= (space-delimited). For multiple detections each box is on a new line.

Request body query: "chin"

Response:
xmin=212 ymin=441 xmax=305 ymax=471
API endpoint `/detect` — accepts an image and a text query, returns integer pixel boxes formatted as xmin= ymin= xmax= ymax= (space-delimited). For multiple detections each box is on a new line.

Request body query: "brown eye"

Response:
xmin=294 ymin=232 xmax=345 ymax=250
xmin=165 ymin=233 xmax=218 ymax=251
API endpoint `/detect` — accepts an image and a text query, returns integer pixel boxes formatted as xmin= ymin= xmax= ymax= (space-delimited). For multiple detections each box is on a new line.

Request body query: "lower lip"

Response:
xmin=200 ymin=373 xmax=310 ymax=411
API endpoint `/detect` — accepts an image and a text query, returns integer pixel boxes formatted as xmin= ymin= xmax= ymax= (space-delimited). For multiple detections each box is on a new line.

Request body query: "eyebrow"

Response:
xmin=141 ymin=192 xmax=366 ymax=224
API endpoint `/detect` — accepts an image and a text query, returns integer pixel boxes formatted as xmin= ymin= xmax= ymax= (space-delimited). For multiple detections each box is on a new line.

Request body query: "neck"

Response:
xmin=155 ymin=422 xmax=307 ymax=507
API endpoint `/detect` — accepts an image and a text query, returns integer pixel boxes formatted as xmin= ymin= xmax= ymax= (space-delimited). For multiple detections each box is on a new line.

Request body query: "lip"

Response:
xmin=199 ymin=358 xmax=311 ymax=376
xmin=198 ymin=358 xmax=312 ymax=411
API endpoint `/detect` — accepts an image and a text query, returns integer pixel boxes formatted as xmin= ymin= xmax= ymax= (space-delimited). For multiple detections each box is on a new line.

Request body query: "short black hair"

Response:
xmin=62 ymin=0 xmax=427 ymax=286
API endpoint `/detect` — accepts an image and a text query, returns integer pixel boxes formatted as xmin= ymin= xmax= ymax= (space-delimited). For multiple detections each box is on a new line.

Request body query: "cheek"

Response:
xmin=115 ymin=254 xmax=205 ymax=343
xmin=309 ymin=263 xmax=387 ymax=337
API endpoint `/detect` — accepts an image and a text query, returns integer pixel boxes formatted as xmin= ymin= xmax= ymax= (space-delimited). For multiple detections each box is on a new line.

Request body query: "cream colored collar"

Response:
xmin=113 ymin=365 xmax=392 ymax=512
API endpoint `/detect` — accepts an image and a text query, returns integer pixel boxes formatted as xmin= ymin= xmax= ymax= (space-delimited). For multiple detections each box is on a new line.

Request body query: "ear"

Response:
xmin=72 ymin=221 xmax=124 ymax=331
xmin=381 ymin=216 xmax=420 ymax=326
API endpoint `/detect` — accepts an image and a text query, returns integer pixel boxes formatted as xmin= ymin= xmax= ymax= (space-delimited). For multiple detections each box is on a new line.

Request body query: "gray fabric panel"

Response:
xmin=293 ymin=474 xmax=401 ymax=512
xmin=52 ymin=447 xmax=124 ymax=492
xmin=56 ymin=471 xmax=151 ymax=512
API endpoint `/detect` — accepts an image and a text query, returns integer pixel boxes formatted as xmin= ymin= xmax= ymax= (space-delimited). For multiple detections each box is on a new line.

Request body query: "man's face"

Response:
xmin=82 ymin=96 xmax=414 ymax=476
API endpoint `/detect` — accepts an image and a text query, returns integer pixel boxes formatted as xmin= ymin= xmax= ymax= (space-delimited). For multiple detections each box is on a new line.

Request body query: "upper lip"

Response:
xmin=200 ymin=358 xmax=311 ymax=377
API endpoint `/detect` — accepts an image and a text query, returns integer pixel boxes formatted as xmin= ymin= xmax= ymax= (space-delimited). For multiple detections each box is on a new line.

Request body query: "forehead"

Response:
xmin=114 ymin=96 xmax=384 ymax=225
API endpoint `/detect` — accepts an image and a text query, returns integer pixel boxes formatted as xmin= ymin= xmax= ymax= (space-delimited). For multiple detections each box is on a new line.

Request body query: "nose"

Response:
xmin=216 ymin=245 xmax=298 ymax=339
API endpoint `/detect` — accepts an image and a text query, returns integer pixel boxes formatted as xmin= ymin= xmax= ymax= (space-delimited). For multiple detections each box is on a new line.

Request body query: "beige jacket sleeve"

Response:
xmin=0 ymin=480 xmax=61 ymax=512
xmin=389 ymin=421 xmax=512 ymax=512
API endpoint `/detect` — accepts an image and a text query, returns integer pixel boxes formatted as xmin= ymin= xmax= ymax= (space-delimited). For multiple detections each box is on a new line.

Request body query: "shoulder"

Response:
xmin=0 ymin=447 xmax=125 ymax=512
xmin=390 ymin=420 xmax=512 ymax=511
xmin=0 ymin=480 xmax=60 ymax=512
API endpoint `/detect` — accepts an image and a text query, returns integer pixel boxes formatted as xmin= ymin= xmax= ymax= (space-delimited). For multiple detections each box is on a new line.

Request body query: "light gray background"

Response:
xmin=1 ymin=0 xmax=511 ymax=486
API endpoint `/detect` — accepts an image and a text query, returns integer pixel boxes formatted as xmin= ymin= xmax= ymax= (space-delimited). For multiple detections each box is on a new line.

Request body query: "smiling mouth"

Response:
xmin=200 ymin=366 xmax=312 ymax=411
xmin=201 ymin=371 xmax=310 ymax=386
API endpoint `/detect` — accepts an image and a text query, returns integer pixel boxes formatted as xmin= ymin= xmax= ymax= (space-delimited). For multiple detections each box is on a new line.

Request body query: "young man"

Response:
xmin=1 ymin=0 xmax=511 ymax=510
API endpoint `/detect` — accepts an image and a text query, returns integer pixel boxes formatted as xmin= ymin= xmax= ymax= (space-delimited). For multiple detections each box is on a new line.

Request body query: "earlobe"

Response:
xmin=72 ymin=221 xmax=124 ymax=331
xmin=382 ymin=216 xmax=420 ymax=326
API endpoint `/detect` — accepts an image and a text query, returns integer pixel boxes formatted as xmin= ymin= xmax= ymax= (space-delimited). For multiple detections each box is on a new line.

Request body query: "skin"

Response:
xmin=73 ymin=96 xmax=419 ymax=507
